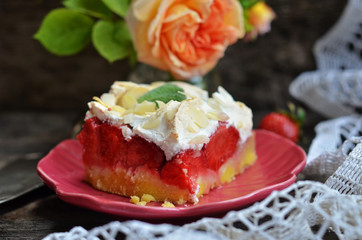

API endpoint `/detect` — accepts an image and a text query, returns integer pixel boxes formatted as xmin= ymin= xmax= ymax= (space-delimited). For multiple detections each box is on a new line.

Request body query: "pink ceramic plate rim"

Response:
xmin=37 ymin=129 xmax=306 ymax=219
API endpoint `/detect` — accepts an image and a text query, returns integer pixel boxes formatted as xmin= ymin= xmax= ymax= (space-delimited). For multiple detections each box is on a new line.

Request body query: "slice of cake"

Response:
xmin=77 ymin=81 xmax=256 ymax=204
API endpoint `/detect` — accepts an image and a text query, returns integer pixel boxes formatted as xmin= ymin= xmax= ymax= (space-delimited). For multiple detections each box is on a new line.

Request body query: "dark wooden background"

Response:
xmin=0 ymin=0 xmax=347 ymax=112
xmin=0 ymin=0 xmax=347 ymax=239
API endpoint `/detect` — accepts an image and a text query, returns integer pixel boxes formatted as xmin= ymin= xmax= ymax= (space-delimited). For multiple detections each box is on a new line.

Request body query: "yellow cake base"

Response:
xmin=85 ymin=133 xmax=256 ymax=204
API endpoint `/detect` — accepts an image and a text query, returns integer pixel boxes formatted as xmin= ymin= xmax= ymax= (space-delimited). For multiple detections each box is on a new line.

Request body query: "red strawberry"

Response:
xmin=259 ymin=113 xmax=299 ymax=142
xmin=125 ymin=135 xmax=165 ymax=168
xmin=259 ymin=103 xmax=305 ymax=142
xmin=204 ymin=123 xmax=240 ymax=171
xmin=78 ymin=119 xmax=242 ymax=192
xmin=78 ymin=118 xmax=165 ymax=169
xmin=160 ymin=159 xmax=190 ymax=190
xmin=160 ymin=123 xmax=240 ymax=191
xmin=160 ymin=149 xmax=205 ymax=192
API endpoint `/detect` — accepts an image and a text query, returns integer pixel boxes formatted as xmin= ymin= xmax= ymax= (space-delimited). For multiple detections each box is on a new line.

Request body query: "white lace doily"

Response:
xmin=325 ymin=137 xmax=362 ymax=195
xmin=289 ymin=70 xmax=362 ymax=118
xmin=305 ymin=115 xmax=362 ymax=169
xmin=290 ymin=0 xmax=362 ymax=118
xmin=314 ymin=0 xmax=362 ymax=70
xmin=44 ymin=179 xmax=362 ymax=240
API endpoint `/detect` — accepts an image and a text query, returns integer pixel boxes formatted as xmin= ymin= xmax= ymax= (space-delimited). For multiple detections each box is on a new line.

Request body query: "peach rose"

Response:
xmin=126 ymin=0 xmax=244 ymax=80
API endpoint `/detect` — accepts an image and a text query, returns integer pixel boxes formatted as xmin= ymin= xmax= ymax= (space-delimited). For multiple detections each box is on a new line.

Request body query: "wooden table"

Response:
xmin=0 ymin=112 xmax=118 ymax=239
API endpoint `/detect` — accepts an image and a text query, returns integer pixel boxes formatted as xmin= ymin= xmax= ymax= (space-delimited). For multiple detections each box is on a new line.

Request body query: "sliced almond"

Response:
xmin=206 ymin=109 xmax=229 ymax=121
xmin=111 ymin=105 xmax=126 ymax=115
xmin=156 ymin=100 xmax=166 ymax=108
xmin=206 ymin=111 xmax=219 ymax=120
xmin=166 ymin=106 xmax=178 ymax=121
xmin=115 ymin=95 xmax=124 ymax=107
xmin=218 ymin=112 xmax=230 ymax=121
xmin=110 ymin=84 xmax=127 ymax=98
xmin=218 ymin=86 xmax=234 ymax=101
xmin=142 ymin=116 xmax=161 ymax=129
xmin=121 ymin=94 xmax=137 ymax=109
xmin=188 ymin=135 xmax=209 ymax=145
xmin=100 ymin=93 xmax=115 ymax=106
xmin=187 ymin=121 xmax=200 ymax=133
xmin=128 ymin=86 xmax=150 ymax=98
xmin=213 ymin=93 xmax=228 ymax=107
xmin=207 ymin=98 xmax=221 ymax=110
xmin=93 ymin=96 xmax=109 ymax=108
xmin=134 ymin=101 xmax=156 ymax=115
xmin=189 ymin=107 xmax=209 ymax=128
xmin=121 ymin=86 xmax=150 ymax=109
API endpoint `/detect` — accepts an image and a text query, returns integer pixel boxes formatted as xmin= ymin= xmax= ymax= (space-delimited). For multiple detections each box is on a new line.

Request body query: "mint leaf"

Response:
xmin=137 ymin=83 xmax=186 ymax=105
xmin=101 ymin=0 xmax=131 ymax=17
xmin=63 ymin=0 xmax=113 ymax=19
xmin=92 ymin=20 xmax=133 ymax=63
xmin=34 ymin=8 xmax=94 ymax=56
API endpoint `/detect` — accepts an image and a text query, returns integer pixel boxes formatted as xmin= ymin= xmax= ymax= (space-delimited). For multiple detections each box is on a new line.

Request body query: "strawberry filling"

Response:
xmin=78 ymin=117 xmax=240 ymax=193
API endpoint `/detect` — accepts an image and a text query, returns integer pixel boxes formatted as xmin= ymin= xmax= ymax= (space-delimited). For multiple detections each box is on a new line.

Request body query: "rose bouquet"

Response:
xmin=35 ymin=0 xmax=275 ymax=80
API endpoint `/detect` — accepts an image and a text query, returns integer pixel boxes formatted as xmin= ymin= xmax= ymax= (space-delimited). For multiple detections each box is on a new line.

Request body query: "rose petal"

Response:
xmin=127 ymin=0 xmax=245 ymax=80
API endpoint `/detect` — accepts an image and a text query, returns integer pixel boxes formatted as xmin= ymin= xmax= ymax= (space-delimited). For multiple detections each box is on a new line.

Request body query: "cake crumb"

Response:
xmin=141 ymin=194 xmax=156 ymax=203
xmin=162 ymin=201 xmax=175 ymax=208
xmin=130 ymin=195 xmax=140 ymax=204
xmin=136 ymin=201 xmax=147 ymax=206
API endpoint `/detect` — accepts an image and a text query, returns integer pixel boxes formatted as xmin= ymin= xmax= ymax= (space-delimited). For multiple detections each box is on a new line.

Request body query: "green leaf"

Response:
xmin=297 ymin=107 xmax=306 ymax=125
xmin=128 ymin=48 xmax=138 ymax=67
xmin=137 ymin=83 xmax=186 ymax=105
xmin=101 ymin=0 xmax=131 ymax=17
xmin=243 ymin=16 xmax=254 ymax=33
xmin=63 ymin=0 xmax=113 ymax=19
xmin=240 ymin=0 xmax=262 ymax=9
xmin=92 ymin=20 xmax=133 ymax=63
xmin=34 ymin=8 xmax=94 ymax=56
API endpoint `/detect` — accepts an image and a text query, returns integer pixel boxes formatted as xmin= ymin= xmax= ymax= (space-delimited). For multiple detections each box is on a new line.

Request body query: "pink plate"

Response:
xmin=37 ymin=129 xmax=306 ymax=219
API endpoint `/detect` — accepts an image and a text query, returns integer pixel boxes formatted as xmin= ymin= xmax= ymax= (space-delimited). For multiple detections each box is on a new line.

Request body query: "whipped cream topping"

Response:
xmin=85 ymin=81 xmax=253 ymax=160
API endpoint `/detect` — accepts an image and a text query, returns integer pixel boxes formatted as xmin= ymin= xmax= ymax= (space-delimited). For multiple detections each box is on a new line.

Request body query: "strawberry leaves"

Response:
xmin=278 ymin=102 xmax=306 ymax=127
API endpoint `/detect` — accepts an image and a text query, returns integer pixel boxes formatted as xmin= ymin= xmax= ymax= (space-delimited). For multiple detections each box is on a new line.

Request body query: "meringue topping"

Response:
xmin=85 ymin=81 xmax=252 ymax=160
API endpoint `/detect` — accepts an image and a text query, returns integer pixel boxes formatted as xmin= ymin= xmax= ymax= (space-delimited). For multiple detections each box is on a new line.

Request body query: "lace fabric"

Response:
xmin=290 ymin=0 xmax=362 ymax=118
xmin=43 ymin=180 xmax=362 ymax=240
xmin=325 ymin=138 xmax=362 ymax=195
xmin=289 ymin=70 xmax=362 ymax=118
xmin=314 ymin=0 xmax=362 ymax=70
xmin=304 ymin=115 xmax=362 ymax=176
